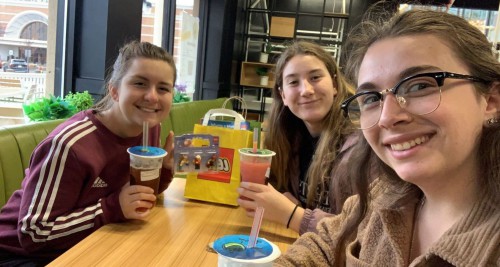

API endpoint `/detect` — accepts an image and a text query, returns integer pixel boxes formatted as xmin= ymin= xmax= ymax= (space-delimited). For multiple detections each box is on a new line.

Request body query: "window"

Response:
xmin=0 ymin=0 xmax=53 ymax=126
xmin=173 ymin=0 xmax=199 ymax=99
xmin=140 ymin=0 xmax=200 ymax=100
xmin=400 ymin=4 xmax=500 ymax=45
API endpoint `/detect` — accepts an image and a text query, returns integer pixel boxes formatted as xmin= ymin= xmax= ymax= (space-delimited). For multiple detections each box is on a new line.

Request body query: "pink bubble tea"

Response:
xmin=239 ymin=148 xmax=276 ymax=200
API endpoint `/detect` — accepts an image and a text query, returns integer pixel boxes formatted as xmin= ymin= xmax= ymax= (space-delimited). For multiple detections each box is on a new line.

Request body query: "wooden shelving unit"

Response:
xmin=240 ymin=62 xmax=276 ymax=89
xmin=237 ymin=0 xmax=352 ymax=121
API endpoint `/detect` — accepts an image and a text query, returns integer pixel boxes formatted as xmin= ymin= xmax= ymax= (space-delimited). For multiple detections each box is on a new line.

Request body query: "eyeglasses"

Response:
xmin=341 ymin=72 xmax=487 ymax=129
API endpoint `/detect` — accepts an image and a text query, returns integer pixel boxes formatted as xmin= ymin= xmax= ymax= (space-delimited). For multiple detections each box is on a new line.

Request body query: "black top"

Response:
xmin=297 ymin=131 xmax=322 ymax=209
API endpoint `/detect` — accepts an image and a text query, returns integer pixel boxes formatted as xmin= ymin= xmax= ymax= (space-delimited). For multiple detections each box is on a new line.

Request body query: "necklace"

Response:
xmin=408 ymin=196 xmax=426 ymax=263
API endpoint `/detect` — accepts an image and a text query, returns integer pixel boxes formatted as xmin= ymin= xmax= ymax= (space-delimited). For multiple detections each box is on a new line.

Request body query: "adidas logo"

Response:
xmin=92 ymin=177 xmax=108 ymax=188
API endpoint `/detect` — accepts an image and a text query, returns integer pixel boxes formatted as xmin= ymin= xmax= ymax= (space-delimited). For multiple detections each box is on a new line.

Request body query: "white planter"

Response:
xmin=260 ymin=76 xmax=269 ymax=86
xmin=259 ymin=52 xmax=269 ymax=63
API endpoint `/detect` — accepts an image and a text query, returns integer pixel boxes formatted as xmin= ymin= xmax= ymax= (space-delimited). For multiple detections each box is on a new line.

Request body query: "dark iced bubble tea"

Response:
xmin=127 ymin=146 xmax=167 ymax=195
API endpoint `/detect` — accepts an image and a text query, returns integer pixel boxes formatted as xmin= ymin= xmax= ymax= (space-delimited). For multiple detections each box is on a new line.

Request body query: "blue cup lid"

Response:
xmin=128 ymin=146 xmax=167 ymax=157
xmin=213 ymin=235 xmax=273 ymax=260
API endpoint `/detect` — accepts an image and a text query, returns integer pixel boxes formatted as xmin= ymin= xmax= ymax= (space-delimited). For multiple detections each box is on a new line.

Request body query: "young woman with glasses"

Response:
xmin=276 ymin=7 xmax=499 ymax=266
xmin=237 ymin=41 xmax=361 ymax=234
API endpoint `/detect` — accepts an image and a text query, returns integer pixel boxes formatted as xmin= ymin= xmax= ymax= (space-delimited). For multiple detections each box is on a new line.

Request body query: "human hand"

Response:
xmin=283 ymin=192 xmax=299 ymax=203
xmin=237 ymin=182 xmax=298 ymax=226
xmin=119 ymin=183 xmax=157 ymax=220
xmin=162 ymin=131 xmax=174 ymax=172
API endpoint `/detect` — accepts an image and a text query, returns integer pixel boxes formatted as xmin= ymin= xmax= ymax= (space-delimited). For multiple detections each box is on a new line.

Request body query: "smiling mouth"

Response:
xmin=137 ymin=106 xmax=160 ymax=113
xmin=390 ymin=135 xmax=429 ymax=151
xmin=300 ymin=100 xmax=318 ymax=105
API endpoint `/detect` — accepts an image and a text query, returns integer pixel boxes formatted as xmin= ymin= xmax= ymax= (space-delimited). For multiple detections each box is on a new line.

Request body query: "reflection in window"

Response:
xmin=19 ymin=22 xmax=48 ymax=65
xmin=20 ymin=21 xmax=48 ymax=41
xmin=174 ymin=1 xmax=199 ymax=97
xmin=0 ymin=1 xmax=51 ymax=126
xmin=141 ymin=0 xmax=159 ymax=44
xmin=399 ymin=4 xmax=499 ymax=43
xmin=140 ymin=0 xmax=200 ymax=99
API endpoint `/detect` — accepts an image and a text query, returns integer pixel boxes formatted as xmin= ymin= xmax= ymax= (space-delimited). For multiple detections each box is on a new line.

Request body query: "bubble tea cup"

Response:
xmin=238 ymin=148 xmax=276 ymax=200
xmin=213 ymin=234 xmax=281 ymax=267
xmin=127 ymin=146 xmax=167 ymax=195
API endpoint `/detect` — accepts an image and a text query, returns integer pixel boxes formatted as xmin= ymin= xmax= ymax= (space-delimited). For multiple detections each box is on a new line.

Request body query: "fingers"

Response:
xmin=133 ymin=199 xmax=155 ymax=214
xmin=237 ymin=181 xmax=275 ymax=204
xmin=239 ymin=182 xmax=268 ymax=192
xmin=237 ymin=195 xmax=255 ymax=207
xmin=237 ymin=187 xmax=257 ymax=202
xmin=122 ymin=205 xmax=153 ymax=220
xmin=125 ymin=184 xmax=155 ymax=195
xmin=129 ymin=191 xmax=156 ymax=203
xmin=120 ymin=185 xmax=157 ymax=220
xmin=238 ymin=182 xmax=274 ymax=202
xmin=237 ymin=197 xmax=256 ymax=217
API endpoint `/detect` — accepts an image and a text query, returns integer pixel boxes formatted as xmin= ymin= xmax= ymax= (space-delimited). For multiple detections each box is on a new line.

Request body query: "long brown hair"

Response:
xmin=335 ymin=6 xmax=500 ymax=265
xmin=94 ymin=40 xmax=176 ymax=112
xmin=264 ymin=40 xmax=354 ymax=209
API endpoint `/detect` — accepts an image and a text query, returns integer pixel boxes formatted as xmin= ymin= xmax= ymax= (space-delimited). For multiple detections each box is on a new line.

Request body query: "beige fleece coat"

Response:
xmin=275 ymin=181 xmax=500 ymax=266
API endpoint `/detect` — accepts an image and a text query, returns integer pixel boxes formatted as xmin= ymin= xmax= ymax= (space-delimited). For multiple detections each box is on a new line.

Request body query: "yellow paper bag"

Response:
xmin=184 ymin=124 xmax=253 ymax=206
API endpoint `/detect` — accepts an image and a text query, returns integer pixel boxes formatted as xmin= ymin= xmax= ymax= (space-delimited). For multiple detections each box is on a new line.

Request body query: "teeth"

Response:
xmin=391 ymin=136 xmax=428 ymax=151
xmin=140 ymin=107 xmax=157 ymax=113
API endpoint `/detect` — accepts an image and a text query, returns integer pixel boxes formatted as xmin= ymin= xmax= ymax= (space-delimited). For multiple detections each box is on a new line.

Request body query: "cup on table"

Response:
xmin=213 ymin=234 xmax=281 ymax=267
xmin=127 ymin=146 xmax=167 ymax=195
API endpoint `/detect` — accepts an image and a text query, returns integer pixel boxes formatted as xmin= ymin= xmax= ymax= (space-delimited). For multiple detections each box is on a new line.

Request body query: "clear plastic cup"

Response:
xmin=238 ymin=148 xmax=276 ymax=185
xmin=213 ymin=235 xmax=281 ymax=267
xmin=127 ymin=146 xmax=167 ymax=195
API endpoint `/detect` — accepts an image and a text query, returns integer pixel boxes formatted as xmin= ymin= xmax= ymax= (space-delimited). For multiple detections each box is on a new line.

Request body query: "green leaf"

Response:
xmin=173 ymin=92 xmax=191 ymax=103
xmin=23 ymin=94 xmax=78 ymax=121
xmin=64 ymin=91 xmax=94 ymax=112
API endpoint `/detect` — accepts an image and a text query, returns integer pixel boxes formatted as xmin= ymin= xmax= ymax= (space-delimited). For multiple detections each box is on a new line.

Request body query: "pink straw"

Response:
xmin=247 ymin=206 xmax=264 ymax=248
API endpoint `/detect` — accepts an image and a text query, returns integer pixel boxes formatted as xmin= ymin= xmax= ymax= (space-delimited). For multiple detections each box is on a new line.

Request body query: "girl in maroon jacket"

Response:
xmin=0 ymin=40 xmax=176 ymax=265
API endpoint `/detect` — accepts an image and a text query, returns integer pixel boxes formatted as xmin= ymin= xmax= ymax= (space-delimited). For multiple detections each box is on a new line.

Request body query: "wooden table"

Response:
xmin=48 ymin=178 xmax=298 ymax=266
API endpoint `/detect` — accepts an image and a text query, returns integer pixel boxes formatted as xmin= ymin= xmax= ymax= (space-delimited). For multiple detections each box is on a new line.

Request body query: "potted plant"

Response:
xmin=173 ymin=82 xmax=191 ymax=103
xmin=64 ymin=91 xmax=94 ymax=111
xmin=23 ymin=91 xmax=94 ymax=122
xmin=259 ymin=42 xmax=273 ymax=63
xmin=256 ymin=67 xmax=269 ymax=86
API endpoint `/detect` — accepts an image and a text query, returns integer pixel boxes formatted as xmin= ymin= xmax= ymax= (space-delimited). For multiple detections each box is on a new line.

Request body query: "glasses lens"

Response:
xmin=348 ymin=92 xmax=382 ymax=129
xmin=347 ymin=74 xmax=443 ymax=129
xmin=397 ymin=76 xmax=441 ymax=115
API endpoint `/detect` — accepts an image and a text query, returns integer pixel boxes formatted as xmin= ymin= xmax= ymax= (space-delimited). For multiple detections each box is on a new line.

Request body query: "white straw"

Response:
xmin=142 ymin=121 xmax=149 ymax=151
xmin=247 ymin=206 xmax=264 ymax=248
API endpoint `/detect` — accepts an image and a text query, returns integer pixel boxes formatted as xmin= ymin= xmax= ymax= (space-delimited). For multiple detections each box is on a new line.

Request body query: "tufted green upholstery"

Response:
xmin=0 ymin=98 xmax=229 ymax=208
xmin=160 ymin=98 xmax=230 ymax=140
xmin=0 ymin=119 xmax=65 ymax=207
